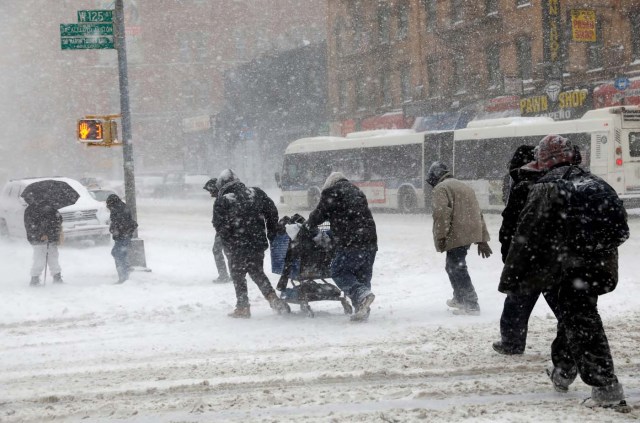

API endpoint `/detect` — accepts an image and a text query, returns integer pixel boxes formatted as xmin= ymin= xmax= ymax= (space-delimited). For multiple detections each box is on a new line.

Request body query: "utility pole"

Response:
xmin=114 ymin=0 xmax=147 ymax=268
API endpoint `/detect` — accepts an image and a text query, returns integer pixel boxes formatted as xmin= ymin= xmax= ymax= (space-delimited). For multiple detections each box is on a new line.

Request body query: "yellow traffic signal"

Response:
xmin=77 ymin=119 xmax=104 ymax=141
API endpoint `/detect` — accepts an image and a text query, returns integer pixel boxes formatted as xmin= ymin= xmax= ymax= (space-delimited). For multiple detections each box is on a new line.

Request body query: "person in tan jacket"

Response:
xmin=426 ymin=161 xmax=492 ymax=315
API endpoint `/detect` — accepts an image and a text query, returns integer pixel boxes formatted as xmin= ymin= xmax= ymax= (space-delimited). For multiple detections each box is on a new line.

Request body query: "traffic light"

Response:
xmin=77 ymin=119 xmax=104 ymax=141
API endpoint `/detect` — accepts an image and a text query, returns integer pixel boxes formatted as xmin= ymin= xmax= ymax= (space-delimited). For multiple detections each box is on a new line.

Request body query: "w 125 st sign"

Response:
xmin=60 ymin=10 xmax=115 ymax=50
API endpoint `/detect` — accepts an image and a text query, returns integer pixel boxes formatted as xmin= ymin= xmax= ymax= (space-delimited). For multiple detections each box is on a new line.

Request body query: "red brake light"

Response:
xmin=616 ymin=158 xmax=623 ymax=166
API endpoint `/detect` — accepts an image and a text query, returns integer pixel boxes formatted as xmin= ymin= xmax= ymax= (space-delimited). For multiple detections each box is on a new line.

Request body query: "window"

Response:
xmin=452 ymin=54 xmax=465 ymax=93
xmin=516 ymin=0 xmax=531 ymax=6
xmin=516 ymin=37 xmax=532 ymax=80
xmin=587 ymin=19 xmax=604 ymax=69
xmin=451 ymin=0 xmax=464 ymax=23
xmin=356 ymin=76 xmax=367 ymax=110
xmin=427 ymin=58 xmax=439 ymax=96
xmin=377 ymin=4 xmax=390 ymax=44
xmin=632 ymin=12 xmax=640 ymax=61
xmin=486 ymin=0 xmax=498 ymax=14
xmin=630 ymin=133 xmax=640 ymax=157
xmin=380 ymin=73 xmax=391 ymax=106
xmin=401 ymin=66 xmax=412 ymax=101
xmin=338 ymin=80 xmax=348 ymax=110
xmin=486 ymin=44 xmax=501 ymax=87
xmin=397 ymin=2 xmax=410 ymax=40
xmin=422 ymin=0 xmax=437 ymax=31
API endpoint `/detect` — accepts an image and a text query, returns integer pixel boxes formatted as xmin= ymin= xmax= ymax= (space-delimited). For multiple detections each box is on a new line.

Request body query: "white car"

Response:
xmin=0 ymin=177 xmax=111 ymax=243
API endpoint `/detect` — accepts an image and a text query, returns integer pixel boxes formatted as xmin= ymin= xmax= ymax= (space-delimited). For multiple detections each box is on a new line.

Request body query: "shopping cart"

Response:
xmin=271 ymin=216 xmax=353 ymax=318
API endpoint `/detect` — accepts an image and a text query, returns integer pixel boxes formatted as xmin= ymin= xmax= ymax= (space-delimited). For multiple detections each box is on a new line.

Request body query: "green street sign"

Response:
xmin=60 ymin=23 xmax=113 ymax=37
xmin=77 ymin=10 xmax=113 ymax=23
xmin=61 ymin=36 xmax=114 ymax=50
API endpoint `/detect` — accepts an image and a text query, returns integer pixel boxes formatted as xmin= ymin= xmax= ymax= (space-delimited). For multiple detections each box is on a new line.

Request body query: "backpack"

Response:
xmin=559 ymin=166 xmax=629 ymax=253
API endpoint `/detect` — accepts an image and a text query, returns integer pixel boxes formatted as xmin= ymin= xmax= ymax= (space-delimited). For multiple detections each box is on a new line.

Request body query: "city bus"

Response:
xmin=277 ymin=129 xmax=426 ymax=212
xmin=425 ymin=105 xmax=640 ymax=210
xmin=278 ymin=106 xmax=640 ymax=212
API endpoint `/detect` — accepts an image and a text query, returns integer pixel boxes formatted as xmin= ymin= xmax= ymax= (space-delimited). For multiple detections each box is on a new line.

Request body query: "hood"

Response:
xmin=509 ymin=145 xmax=536 ymax=171
xmin=106 ymin=194 xmax=125 ymax=210
xmin=322 ymin=172 xmax=348 ymax=190
xmin=426 ymin=161 xmax=451 ymax=187
xmin=216 ymin=169 xmax=241 ymax=194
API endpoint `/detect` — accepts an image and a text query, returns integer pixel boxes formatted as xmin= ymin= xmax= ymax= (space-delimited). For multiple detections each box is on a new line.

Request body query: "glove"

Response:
xmin=436 ymin=238 xmax=447 ymax=252
xmin=40 ymin=235 xmax=48 ymax=241
xmin=477 ymin=242 xmax=492 ymax=258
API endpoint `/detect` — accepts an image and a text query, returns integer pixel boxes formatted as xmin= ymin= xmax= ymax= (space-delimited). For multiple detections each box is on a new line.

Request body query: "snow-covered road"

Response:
xmin=1 ymin=198 xmax=639 ymax=422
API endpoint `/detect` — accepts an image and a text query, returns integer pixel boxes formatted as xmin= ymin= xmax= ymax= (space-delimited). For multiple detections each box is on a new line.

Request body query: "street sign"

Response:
xmin=614 ymin=77 xmax=631 ymax=91
xmin=60 ymin=23 xmax=113 ymax=37
xmin=77 ymin=10 xmax=113 ymax=23
xmin=61 ymin=36 xmax=114 ymax=50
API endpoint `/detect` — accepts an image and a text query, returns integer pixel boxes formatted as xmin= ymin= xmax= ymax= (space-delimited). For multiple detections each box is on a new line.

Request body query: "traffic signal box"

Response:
xmin=77 ymin=115 xmax=120 ymax=146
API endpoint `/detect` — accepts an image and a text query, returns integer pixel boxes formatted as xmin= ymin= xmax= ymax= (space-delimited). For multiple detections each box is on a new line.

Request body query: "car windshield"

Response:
xmin=90 ymin=190 xmax=114 ymax=202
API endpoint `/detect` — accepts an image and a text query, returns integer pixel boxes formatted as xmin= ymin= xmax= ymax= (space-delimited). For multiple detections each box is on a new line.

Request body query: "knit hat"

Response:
xmin=426 ymin=161 xmax=450 ymax=187
xmin=536 ymin=134 xmax=575 ymax=171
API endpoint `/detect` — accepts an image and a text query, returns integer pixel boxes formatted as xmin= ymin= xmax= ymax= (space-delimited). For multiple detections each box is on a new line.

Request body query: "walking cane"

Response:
xmin=43 ymin=241 xmax=49 ymax=286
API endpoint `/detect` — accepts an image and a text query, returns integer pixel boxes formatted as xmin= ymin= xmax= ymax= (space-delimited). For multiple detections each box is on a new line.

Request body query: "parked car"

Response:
xmin=0 ymin=177 xmax=111 ymax=243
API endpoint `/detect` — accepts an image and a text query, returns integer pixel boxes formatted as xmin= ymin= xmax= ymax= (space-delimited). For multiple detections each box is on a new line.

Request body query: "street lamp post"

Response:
xmin=114 ymin=0 xmax=147 ymax=268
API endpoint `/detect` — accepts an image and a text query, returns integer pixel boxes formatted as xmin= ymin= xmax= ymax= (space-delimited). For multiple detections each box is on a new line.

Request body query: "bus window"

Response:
xmin=366 ymin=145 xmax=421 ymax=180
xmin=629 ymin=133 xmax=640 ymax=157
xmin=334 ymin=149 xmax=364 ymax=181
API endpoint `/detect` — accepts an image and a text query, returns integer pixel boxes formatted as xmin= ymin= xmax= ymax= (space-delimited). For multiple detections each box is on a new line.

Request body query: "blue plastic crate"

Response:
xmin=270 ymin=234 xmax=301 ymax=279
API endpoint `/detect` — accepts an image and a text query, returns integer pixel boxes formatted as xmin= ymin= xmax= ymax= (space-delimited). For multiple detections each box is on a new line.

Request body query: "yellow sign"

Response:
xmin=571 ymin=9 xmax=597 ymax=42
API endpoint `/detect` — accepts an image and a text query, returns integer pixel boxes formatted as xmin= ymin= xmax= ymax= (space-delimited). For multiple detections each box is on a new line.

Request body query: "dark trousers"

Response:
xmin=499 ymin=290 xmax=561 ymax=353
xmin=445 ymin=246 xmax=478 ymax=306
xmin=228 ymin=250 xmax=276 ymax=308
xmin=111 ymin=238 xmax=131 ymax=281
xmin=331 ymin=249 xmax=376 ymax=306
xmin=550 ymin=278 xmax=619 ymax=388
xmin=212 ymin=234 xmax=229 ymax=279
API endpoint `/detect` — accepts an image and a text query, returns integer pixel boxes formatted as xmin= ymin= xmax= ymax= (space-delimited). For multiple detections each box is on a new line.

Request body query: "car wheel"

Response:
xmin=398 ymin=189 xmax=417 ymax=214
xmin=0 ymin=219 xmax=8 ymax=238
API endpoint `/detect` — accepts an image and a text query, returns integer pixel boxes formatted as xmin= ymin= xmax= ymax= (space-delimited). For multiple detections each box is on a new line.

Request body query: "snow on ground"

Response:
xmin=1 ymin=197 xmax=639 ymax=422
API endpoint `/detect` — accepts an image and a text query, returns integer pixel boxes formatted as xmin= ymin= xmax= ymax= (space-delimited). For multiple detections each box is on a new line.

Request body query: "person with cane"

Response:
xmin=24 ymin=201 xmax=64 ymax=286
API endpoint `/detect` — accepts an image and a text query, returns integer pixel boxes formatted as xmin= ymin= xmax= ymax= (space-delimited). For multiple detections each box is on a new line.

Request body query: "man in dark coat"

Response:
xmin=106 ymin=194 xmax=138 ymax=284
xmin=24 ymin=201 xmax=64 ymax=285
xmin=493 ymin=145 xmax=562 ymax=355
xmin=306 ymin=172 xmax=377 ymax=321
xmin=203 ymin=178 xmax=230 ymax=283
xmin=213 ymin=169 xmax=289 ymax=318
xmin=500 ymin=135 xmax=629 ymax=412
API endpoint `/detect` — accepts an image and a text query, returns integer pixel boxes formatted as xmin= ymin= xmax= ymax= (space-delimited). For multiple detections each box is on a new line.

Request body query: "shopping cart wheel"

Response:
xmin=340 ymin=297 xmax=353 ymax=315
xmin=300 ymin=302 xmax=315 ymax=318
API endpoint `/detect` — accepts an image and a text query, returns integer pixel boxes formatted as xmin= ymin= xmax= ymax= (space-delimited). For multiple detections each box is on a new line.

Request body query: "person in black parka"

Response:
xmin=213 ymin=169 xmax=289 ymax=318
xmin=106 ymin=194 xmax=138 ymax=284
xmin=24 ymin=201 xmax=64 ymax=285
xmin=203 ymin=178 xmax=230 ymax=283
xmin=500 ymin=135 xmax=629 ymax=412
xmin=306 ymin=172 xmax=377 ymax=321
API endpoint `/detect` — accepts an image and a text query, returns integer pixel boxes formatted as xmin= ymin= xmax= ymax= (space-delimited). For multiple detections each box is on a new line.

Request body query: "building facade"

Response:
xmin=327 ymin=0 xmax=640 ymax=135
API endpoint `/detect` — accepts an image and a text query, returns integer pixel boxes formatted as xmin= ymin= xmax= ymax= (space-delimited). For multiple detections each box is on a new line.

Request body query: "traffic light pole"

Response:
xmin=114 ymin=0 xmax=148 ymax=269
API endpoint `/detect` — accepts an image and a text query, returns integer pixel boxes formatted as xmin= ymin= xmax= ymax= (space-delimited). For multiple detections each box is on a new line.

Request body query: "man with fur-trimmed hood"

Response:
xmin=306 ymin=172 xmax=377 ymax=321
xmin=426 ymin=161 xmax=492 ymax=315
xmin=213 ymin=169 xmax=290 ymax=318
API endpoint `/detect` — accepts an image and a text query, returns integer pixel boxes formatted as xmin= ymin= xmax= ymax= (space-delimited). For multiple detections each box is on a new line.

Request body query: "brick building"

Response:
xmin=327 ymin=0 xmax=640 ymax=135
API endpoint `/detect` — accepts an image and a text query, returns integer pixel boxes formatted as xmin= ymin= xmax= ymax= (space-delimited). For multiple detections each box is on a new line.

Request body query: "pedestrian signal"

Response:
xmin=77 ymin=119 xmax=104 ymax=141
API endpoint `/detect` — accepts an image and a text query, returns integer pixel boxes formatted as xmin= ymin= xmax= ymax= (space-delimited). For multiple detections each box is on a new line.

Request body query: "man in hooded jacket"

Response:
xmin=306 ymin=172 xmax=377 ymax=321
xmin=426 ymin=161 xmax=492 ymax=315
xmin=106 ymin=194 xmax=138 ymax=284
xmin=203 ymin=178 xmax=230 ymax=283
xmin=213 ymin=169 xmax=290 ymax=318
xmin=500 ymin=135 xmax=629 ymax=412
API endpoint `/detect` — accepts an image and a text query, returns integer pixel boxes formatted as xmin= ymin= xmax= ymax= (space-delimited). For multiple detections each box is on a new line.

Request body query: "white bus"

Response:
xmin=424 ymin=105 xmax=640 ymax=210
xmin=277 ymin=129 xmax=426 ymax=212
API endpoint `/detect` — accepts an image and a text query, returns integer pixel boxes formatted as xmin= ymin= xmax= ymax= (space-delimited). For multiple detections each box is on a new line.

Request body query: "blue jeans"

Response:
xmin=445 ymin=245 xmax=478 ymax=307
xmin=112 ymin=238 xmax=131 ymax=281
xmin=331 ymin=249 xmax=376 ymax=306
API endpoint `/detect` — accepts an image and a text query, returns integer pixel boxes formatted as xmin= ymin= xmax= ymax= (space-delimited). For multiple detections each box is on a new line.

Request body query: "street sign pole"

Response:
xmin=114 ymin=0 xmax=147 ymax=269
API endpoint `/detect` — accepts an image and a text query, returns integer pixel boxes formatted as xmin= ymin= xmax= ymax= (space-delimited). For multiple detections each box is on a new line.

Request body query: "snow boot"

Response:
xmin=546 ymin=366 xmax=577 ymax=393
xmin=446 ymin=298 xmax=463 ymax=309
xmin=53 ymin=273 xmax=63 ymax=284
xmin=452 ymin=303 xmax=481 ymax=316
xmin=351 ymin=293 xmax=375 ymax=322
xmin=492 ymin=341 xmax=524 ymax=355
xmin=267 ymin=292 xmax=291 ymax=314
xmin=212 ymin=276 xmax=230 ymax=284
xmin=228 ymin=306 xmax=251 ymax=319
xmin=582 ymin=382 xmax=629 ymax=413
xmin=29 ymin=276 xmax=41 ymax=287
